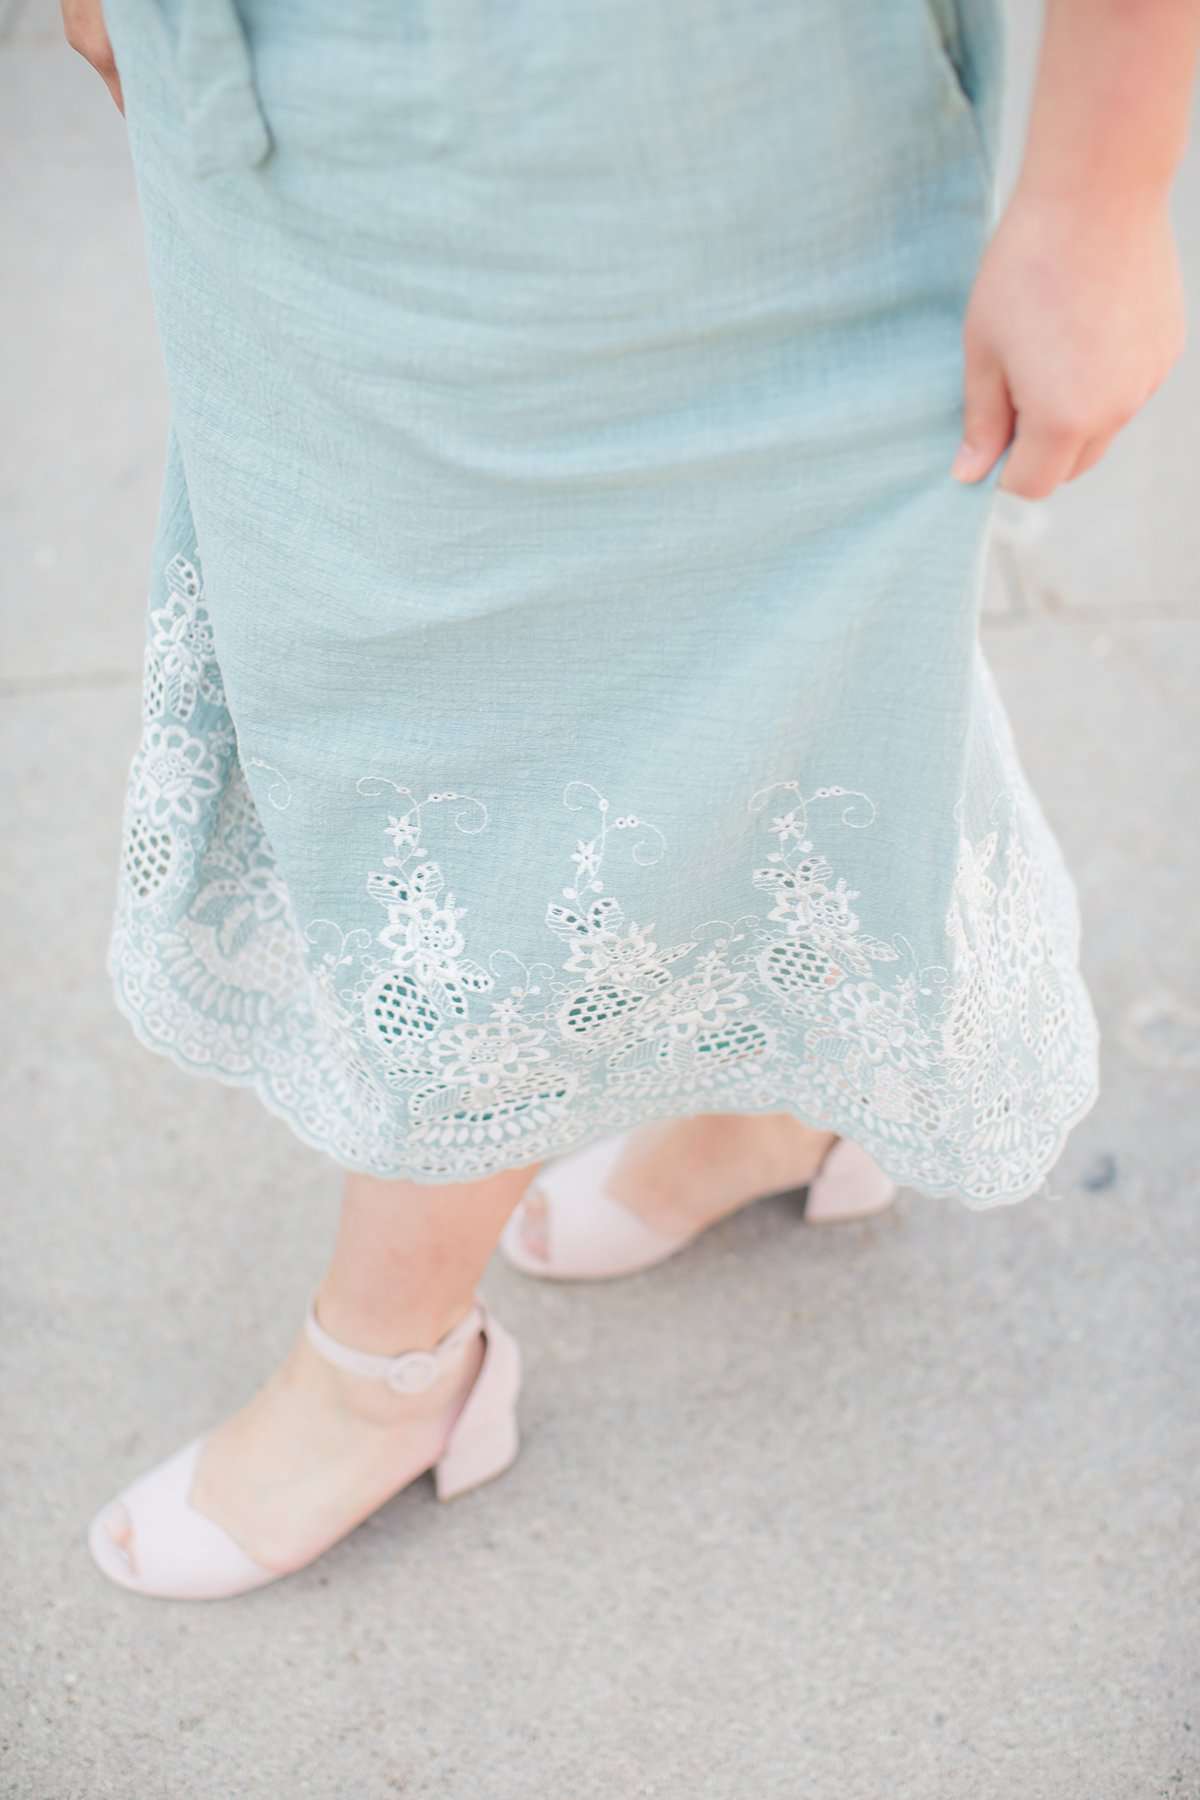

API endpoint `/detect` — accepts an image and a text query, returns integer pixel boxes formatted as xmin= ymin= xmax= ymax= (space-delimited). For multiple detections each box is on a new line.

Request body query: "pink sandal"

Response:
xmin=87 ymin=1295 xmax=521 ymax=1601
xmin=500 ymin=1131 xmax=897 ymax=1282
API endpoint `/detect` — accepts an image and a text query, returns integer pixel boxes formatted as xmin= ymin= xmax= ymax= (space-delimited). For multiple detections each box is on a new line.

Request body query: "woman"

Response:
xmin=64 ymin=0 xmax=1191 ymax=1600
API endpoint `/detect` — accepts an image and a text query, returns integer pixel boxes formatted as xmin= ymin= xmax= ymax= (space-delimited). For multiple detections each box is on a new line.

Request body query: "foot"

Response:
xmin=96 ymin=1314 xmax=485 ymax=1580
xmin=517 ymin=1113 xmax=837 ymax=1264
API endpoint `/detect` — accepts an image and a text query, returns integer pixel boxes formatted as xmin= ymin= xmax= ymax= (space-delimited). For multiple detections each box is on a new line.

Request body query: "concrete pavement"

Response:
xmin=2 ymin=4 xmax=1197 ymax=1796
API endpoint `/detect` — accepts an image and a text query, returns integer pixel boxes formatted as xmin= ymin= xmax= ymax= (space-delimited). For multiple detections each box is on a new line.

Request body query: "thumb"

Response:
xmin=951 ymin=336 xmax=1014 ymax=483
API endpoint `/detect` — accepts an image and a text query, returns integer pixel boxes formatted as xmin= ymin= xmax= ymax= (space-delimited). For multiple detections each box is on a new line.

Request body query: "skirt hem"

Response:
xmin=107 ymin=930 xmax=1102 ymax=1211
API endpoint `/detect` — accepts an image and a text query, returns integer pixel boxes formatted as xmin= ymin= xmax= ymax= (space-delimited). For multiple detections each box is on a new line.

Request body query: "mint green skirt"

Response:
xmin=103 ymin=0 xmax=1100 ymax=1204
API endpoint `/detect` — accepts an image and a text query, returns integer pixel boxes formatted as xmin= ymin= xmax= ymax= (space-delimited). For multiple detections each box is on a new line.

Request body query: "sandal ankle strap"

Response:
xmin=304 ymin=1298 xmax=484 ymax=1394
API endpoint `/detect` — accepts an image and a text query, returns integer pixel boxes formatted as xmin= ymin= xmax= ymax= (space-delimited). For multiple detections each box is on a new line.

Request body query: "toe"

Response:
xmin=90 ymin=1501 xmax=138 ymax=1579
xmin=519 ymin=1190 xmax=551 ymax=1263
xmin=104 ymin=1502 xmax=133 ymax=1550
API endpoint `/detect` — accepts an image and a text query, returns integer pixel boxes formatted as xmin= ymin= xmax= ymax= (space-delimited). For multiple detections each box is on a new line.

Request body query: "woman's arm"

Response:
xmin=1020 ymin=0 xmax=1197 ymax=204
xmin=61 ymin=0 xmax=122 ymax=113
xmin=953 ymin=0 xmax=1198 ymax=498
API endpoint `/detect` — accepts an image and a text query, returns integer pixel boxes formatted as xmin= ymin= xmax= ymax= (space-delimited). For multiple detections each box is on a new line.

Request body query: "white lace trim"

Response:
xmin=108 ymin=551 xmax=1100 ymax=1206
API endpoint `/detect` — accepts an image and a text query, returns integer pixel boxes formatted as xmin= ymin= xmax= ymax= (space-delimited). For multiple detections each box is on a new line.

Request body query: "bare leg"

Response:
xmin=316 ymin=1160 xmax=535 ymax=1351
xmin=101 ymin=1158 xmax=538 ymax=1577
xmin=518 ymin=1113 xmax=836 ymax=1260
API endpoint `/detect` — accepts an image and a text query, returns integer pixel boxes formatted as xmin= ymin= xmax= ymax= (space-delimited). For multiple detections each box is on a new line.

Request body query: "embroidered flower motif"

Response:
xmin=823 ymin=979 xmax=918 ymax=1063
xmin=131 ymin=722 xmax=222 ymax=826
xmin=427 ymin=1015 xmax=552 ymax=1087
xmin=752 ymin=793 xmax=901 ymax=980
xmin=146 ymin=554 xmax=225 ymax=720
xmin=548 ymin=899 xmax=693 ymax=989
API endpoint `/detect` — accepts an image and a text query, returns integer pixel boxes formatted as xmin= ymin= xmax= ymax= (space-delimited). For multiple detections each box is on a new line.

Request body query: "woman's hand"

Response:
xmin=952 ymin=188 xmax=1187 ymax=499
xmin=61 ymin=0 xmax=123 ymax=114
xmin=951 ymin=0 xmax=1197 ymax=501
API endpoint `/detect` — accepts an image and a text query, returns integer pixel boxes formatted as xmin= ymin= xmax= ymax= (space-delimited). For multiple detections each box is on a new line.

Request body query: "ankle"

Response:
xmin=311 ymin=1284 xmax=477 ymax=1358
xmin=752 ymin=1115 xmax=837 ymax=1189
xmin=659 ymin=1112 xmax=832 ymax=1189
xmin=285 ymin=1316 xmax=484 ymax=1429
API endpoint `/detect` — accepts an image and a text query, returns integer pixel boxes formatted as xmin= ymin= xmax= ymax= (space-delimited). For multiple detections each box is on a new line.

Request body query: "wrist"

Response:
xmin=1008 ymin=164 xmax=1177 ymax=227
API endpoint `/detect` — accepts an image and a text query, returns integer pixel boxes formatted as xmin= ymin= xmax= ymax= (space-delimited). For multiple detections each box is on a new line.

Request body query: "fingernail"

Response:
xmin=951 ymin=440 xmax=986 ymax=481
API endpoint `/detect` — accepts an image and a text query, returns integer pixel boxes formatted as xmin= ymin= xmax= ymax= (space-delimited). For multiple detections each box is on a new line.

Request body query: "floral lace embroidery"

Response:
xmin=108 ymin=551 xmax=1100 ymax=1206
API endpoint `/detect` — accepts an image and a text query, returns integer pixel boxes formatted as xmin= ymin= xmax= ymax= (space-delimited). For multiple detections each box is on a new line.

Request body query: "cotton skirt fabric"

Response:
xmin=102 ymin=0 xmax=1100 ymax=1205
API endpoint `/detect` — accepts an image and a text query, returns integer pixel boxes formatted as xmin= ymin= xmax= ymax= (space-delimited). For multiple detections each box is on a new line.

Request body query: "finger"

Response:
xmin=951 ymin=338 xmax=1015 ymax=483
xmin=1062 ymin=431 xmax=1115 ymax=484
xmin=995 ymin=421 xmax=1082 ymax=501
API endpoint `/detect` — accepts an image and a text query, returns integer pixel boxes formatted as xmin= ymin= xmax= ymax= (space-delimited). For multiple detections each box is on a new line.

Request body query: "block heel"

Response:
xmin=435 ymin=1319 xmax=522 ymax=1500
